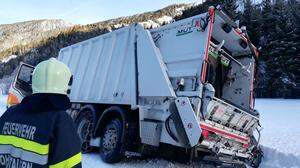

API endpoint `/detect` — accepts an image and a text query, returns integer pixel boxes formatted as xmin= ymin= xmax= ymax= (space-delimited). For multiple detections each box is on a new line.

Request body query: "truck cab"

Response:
xmin=7 ymin=63 xmax=34 ymax=107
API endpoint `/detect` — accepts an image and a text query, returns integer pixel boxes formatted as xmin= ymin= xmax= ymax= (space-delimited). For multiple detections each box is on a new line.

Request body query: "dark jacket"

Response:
xmin=0 ymin=94 xmax=82 ymax=168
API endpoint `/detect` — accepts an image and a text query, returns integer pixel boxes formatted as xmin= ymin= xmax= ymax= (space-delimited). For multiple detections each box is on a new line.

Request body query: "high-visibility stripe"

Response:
xmin=49 ymin=152 xmax=82 ymax=168
xmin=0 ymin=135 xmax=49 ymax=155
xmin=0 ymin=145 xmax=48 ymax=165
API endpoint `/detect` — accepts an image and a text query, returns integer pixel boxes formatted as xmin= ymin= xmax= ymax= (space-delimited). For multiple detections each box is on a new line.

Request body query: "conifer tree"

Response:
xmin=261 ymin=0 xmax=274 ymax=45
xmin=175 ymin=0 xmax=220 ymax=20
xmin=284 ymin=0 xmax=300 ymax=97
xmin=241 ymin=0 xmax=261 ymax=45
xmin=262 ymin=0 xmax=299 ymax=97
xmin=221 ymin=0 xmax=241 ymax=20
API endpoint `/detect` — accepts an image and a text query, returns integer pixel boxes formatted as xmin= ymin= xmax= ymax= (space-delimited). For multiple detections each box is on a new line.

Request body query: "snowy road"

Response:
xmin=1 ymin=95 xmax=300 ymax=168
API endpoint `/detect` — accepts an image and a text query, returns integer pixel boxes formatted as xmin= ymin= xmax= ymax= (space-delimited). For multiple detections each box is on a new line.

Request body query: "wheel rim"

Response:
xmin=102 ymin=126 xmax=118 ymax=155
xmin=77 ymin=118 xmax=90 ymax=141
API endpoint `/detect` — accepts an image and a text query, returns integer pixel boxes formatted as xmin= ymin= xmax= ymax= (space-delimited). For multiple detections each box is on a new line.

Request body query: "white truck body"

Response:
xmin=8 ymin=8 xmax=262 ymax=165
xmin=58 ymin=12 xmax=255 ymax=110
xmin=57 ymin=8 xmax=259 ymax=153
xmin=59 ymin=26 xmax=137 ymax=106
xmin=58 ymin=13 xmax=211 ymax=108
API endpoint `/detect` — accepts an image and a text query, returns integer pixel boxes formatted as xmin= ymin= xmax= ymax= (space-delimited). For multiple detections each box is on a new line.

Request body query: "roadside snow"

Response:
xmin=0 ymin=97 xmax=299 ymax=167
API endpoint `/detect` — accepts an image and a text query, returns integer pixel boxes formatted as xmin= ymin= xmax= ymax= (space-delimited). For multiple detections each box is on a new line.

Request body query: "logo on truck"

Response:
xmin=176 ymin=26 xmax=193 ymax=36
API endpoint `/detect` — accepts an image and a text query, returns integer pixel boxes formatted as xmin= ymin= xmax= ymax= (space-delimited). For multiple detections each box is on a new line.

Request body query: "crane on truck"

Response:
xmin=7 ymin=7 xmax=262 ymax=167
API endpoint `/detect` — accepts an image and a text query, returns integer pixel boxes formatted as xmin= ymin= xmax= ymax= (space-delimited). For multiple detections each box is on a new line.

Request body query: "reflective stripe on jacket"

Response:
xmin=0 ymin=94 xmax=82 ymax=168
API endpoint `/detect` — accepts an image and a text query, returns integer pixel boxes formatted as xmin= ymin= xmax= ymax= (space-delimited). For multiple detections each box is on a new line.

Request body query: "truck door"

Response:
xmin=7 ymin=63 xmax=34 ymax=107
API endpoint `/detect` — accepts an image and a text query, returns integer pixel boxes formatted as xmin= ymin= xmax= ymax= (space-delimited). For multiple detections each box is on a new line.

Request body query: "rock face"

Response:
xmin=0 ymin=3 xmax=195 ymax=93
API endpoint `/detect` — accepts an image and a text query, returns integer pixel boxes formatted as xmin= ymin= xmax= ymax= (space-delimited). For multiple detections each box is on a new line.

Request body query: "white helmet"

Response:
xmin=32 ymin=58 xmax=72 ymax=95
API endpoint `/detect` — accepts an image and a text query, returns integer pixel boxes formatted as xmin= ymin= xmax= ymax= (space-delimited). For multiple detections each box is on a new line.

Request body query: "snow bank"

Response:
xmin=0 ymin=71 xmax=15 ymax=95
xmin=0 ymin=95 xmax=7 ymax=116
xmin=261 ymin=146 xmax=300 ymax=168
xmin=82 ymin=154 xmax=215 ymax=168
xmin=0 ymin=98 xmax=299 ymax=167
xmin=257 ymin=99 xmax=300 ymax=167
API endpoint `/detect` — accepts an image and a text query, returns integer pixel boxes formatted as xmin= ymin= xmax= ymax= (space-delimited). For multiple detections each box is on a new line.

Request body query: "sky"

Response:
xmin=0 ymin=0 xmax=199 ymax=25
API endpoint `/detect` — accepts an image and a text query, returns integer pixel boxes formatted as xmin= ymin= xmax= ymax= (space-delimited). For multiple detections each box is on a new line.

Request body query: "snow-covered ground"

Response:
xmin=257 ymin=99 xmax=300 ymax=168
xmin=0 ymin=95 xmax=299 ymax=168
xmin=0 ymin=95 xmax=7 ymax=116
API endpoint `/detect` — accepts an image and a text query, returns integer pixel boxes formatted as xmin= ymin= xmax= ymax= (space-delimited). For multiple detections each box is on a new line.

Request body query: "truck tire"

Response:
xmin=99 ymin=118 xmax=124 ymax=163
xmin=75 ymin=106 xmax=96 ymax=153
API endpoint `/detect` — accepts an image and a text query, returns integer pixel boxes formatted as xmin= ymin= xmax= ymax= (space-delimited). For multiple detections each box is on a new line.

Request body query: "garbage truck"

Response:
xmin=7 ymin=7 xmax=262 ymax=167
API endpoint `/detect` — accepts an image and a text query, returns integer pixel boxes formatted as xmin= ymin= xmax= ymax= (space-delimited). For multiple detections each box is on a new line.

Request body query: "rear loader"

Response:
xmin=8 ymin=7 xmax=262 ymax=167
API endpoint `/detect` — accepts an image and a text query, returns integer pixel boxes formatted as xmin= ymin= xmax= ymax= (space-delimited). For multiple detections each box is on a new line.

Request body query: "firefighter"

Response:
xmin=0 ymin=58 xmax=82 ymax=168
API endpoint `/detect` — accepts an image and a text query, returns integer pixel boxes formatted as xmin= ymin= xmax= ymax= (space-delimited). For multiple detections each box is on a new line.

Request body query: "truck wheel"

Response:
xmin=99 ymin=119 xmax=124 ymax=163
xmin=75 ymin=107 xmax=96 ymax=153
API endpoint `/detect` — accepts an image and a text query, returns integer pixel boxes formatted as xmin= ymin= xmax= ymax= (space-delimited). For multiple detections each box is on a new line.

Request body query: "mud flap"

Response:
xmin=169 ymin=97 xmax=201 ymax=147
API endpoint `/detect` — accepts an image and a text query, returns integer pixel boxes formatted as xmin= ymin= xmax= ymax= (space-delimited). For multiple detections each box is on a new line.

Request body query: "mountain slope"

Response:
xmin=0 ymin=3 xmax=206 ymax=94
xmin=0 ymin=19 xmax=74 ymax=54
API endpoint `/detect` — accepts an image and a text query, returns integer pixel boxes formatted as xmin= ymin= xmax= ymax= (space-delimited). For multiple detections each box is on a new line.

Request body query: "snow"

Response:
xmin=192 ymin=1 xmax=203 ymax=7
xmin=156 ymin=16 xmax=174 ymax=25
xmin=139 ymin=16 xmax=174 ymax=29
xmin=0 ymin=95 xmax=7 ymax=116
xmin=175 ymin=7 xmax=185 ymax=16
xmin=113 ymin=23 xmax=125 ymax=29
xmin=0 ymin=72 xmax=15 ymax=95
xmin=82 ymin=154 xmax=199 ymax=168
xmin=140 ymin=20 xmax=160 ymax=29
xmin=1 ymin=55 xmax=17 ymax=63
xmin=0 ymin=97 xmax=300 ymax=167
xmin=257 ymin=99 xmax=300 ymax=167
